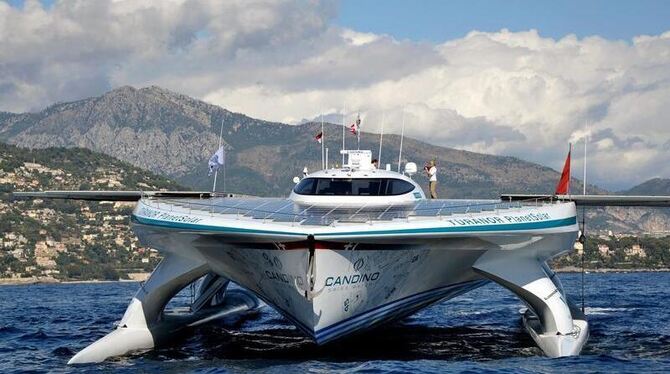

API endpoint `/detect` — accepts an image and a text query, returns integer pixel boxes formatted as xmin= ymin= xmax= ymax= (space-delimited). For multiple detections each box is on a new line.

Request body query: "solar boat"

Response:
xmin=44 ymin=149 xmax=590 ymax=363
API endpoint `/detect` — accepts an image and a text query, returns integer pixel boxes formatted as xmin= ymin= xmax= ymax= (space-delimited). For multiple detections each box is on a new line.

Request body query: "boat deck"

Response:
xmin=143 ymin=197 xmax=534 ymax=226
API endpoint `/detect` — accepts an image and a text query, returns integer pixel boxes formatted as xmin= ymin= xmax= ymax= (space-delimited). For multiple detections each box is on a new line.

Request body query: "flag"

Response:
xmin=315 ymin=131 xmax=323 ymax=143
xmin=555 ymin=144 xmax=571 ymax=195
xmin=350 ymin=114 xmax=361 ymax=135
xmin=208 ymin=146 xmax=225 ymax=176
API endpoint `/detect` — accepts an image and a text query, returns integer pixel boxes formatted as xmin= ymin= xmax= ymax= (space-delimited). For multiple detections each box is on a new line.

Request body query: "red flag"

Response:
xmin=349 ymin=123 xmax=357 ymax=135
xmin=555 ymin=144 xmax=571 ymax=195
xmin=315 ymin=131 xmax=323 ymax=143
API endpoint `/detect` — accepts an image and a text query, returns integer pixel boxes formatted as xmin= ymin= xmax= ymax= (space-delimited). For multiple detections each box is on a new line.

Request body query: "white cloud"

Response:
xmin=1 ymin=1 xmax=670 ymax=190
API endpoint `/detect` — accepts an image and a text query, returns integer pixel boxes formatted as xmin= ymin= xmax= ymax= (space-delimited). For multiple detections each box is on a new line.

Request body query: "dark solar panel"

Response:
xmin=161 ymin=197 xmax=524 ymax=226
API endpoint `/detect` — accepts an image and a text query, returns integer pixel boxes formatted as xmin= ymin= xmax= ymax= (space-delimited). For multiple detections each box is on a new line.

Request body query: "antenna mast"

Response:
xmin=397 ymin=109 xmax=405 ymax=172
xmin=341 ymin=103 xmax=346 ymax=165
xmin=357 ymin=112 xmax=361 ymax=150
xmin=580 ymin=120 xmax=589 ymax=313
xmin=321 ymin=113 xmax=325 ymax=169
xmin=583 ymin=121 xmax=588 ymax=195
xmin=378 ymin=111 xmax=385 ymax=165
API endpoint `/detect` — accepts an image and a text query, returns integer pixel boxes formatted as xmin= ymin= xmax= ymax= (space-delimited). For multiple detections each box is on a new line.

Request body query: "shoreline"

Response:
xmin=0 ymin=278 xmax=143 ymax=286
xmin=555 ymin=266 xmax=670 ymax=273
xmin=0 ymin=272 xmax=150 ymax=286
xmin=1 ymin=268 xmax=668 ymax=286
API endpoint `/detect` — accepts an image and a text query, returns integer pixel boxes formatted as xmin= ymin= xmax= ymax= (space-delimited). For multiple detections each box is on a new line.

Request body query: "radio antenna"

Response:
xmin=321 ymin=113 xmax=325 ymax=169
xmin=397 ymin=109 xmax=405 ymax=172
xmin=341 ymin=102 xmax=346 ymax=165
xmin=378 ymin=111 xmax=385 ymax=165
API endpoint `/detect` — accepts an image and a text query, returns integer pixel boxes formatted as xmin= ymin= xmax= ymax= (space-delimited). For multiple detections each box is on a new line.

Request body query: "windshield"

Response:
xmin=293 ymin=178 xmax=415 ymax=196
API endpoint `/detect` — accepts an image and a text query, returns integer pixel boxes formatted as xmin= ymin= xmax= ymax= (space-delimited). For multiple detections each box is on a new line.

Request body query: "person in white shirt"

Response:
xmin=425 ymin=160 xmax=438 ymax=199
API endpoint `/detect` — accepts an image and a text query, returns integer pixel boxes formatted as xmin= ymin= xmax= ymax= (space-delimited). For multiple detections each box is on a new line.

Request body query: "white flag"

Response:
xmin=208 ymin=146 xmax=225 ymax=176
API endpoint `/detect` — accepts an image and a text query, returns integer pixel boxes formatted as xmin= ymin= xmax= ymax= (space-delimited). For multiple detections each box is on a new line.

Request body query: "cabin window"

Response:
xmin=293 ymin=178 xmax=415 ymax=196
xmin=293 ymin=177 xmax=317 ymax=195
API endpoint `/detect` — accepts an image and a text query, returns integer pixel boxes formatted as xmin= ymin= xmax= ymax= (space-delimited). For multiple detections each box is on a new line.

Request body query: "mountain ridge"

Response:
xmin=1 ymin=85 xmax=669 ymax=233
xmin=623 ymin=178 xmax=670 ymax=196
xmin=0 ymin=85 xmax=582 ymax=198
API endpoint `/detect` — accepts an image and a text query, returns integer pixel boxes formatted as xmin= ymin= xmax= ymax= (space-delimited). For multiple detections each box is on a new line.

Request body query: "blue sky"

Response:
xmin=8 ymin=0 xmax=670 ymax=41
xmin=337 ymin=0 xmax=670 ymax=42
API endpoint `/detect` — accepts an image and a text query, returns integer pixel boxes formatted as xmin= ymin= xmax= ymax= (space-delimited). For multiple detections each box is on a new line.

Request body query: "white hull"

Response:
xmin=69 ymin=198 xmax=589 ymax=363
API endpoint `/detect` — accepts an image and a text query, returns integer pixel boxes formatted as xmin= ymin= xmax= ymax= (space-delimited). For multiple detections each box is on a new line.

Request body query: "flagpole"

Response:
xmin=212 ymin=119 xmax=224 ymax=193
xmin=583 ymin=121 xmax=587 ymax=196
xmin=357 ymin=112 xmax=360 ymax=150
xmin=342 ymin=102 xmax=346 ymax=165
xmin=398 ymin=109 xmax=405 ymax=172
xmin=321 ymin=113 xmax=325 ymax=169
xmin=378 ymin=111 xmax=385 ymax=165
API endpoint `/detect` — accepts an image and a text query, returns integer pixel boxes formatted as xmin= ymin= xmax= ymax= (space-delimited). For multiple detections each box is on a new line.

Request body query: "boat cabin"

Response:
xmin=289 ymin=150 xmax=425 ymax=207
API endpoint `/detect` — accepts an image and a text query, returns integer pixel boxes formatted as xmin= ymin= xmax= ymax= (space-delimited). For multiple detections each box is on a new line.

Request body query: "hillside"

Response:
xmin=0 ymin=85 xmax=668 ymax=233
xmin=0 ymin=85 xmax=581 ymax=198
xmin=0 ymin=142 xmax=184 ymax=281
xmin=624 ymin=178 xmax=670 ymax=195
xmin=585 ymin=178 xmax=670 ymax=234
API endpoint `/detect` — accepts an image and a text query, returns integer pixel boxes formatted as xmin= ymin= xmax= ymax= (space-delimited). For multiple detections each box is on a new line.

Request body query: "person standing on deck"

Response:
xmin=425 ymin=160 xmax=438 ymax=199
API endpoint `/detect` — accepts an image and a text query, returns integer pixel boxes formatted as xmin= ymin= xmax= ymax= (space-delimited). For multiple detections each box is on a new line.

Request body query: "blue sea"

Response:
xmin=1 ymin=272 xmax=669 ymax=373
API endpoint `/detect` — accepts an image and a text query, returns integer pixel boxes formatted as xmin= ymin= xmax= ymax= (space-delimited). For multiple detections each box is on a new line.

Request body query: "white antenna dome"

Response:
xmin=404 ymin=162 xmax=417 ymax=176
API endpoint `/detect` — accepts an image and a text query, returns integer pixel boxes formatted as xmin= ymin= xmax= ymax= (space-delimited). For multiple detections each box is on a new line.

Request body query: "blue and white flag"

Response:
xmin=208 ymin=146 xmax=225 ymax=176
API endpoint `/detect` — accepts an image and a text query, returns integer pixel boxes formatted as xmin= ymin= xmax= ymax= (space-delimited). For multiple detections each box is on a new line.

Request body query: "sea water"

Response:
xmin=1 ymin=273 xmax=668 ymax=373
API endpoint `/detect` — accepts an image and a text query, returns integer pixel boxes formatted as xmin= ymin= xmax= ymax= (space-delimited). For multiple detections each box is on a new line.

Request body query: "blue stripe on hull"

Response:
xmin=132 ymin=214 xmax=577 ymax=238
xmin=313 ymin=279 xmax=488 ymax=344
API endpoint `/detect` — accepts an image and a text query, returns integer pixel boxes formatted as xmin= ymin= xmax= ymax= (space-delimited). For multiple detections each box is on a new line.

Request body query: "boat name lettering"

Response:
xmin=265 ymin=271 xmax=290 ymax=284
xmin=446 ymin=217 xmax=506 ymax=226
xmin=502 ymin=213 xmax=551 ymax=223
xmin=325 ymin=272 xmax=380 ymax=287
xmin=138 ymin=207 xmax=202 ymax=224
xmin=264 ymin=271 xmax=304 ymax=286
xmin=446 ymin=212 xmax=551 ymax=227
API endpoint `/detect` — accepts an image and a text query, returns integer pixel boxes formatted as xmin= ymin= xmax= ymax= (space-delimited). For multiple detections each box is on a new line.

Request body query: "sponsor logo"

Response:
xmin=325 ymin=272 xmax=380 ymax=287
xmin=445 ymin=212 xmax=552 ymax=227
xmin=265 ymin=270 xmax=304 ymax=286
xmin=137 ymin=206 xmax=203 ymax=224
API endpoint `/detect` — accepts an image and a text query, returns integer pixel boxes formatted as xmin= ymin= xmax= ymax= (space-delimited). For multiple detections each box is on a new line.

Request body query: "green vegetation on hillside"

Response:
xmin=0 ymin=142 xmax=185 ymax=281
xmin=552 ymin=235 xmax=670 ymax=270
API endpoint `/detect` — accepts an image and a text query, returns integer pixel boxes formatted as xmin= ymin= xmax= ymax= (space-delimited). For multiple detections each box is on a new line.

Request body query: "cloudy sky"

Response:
xmin=2 ymin=0 xmax=670 ymax=190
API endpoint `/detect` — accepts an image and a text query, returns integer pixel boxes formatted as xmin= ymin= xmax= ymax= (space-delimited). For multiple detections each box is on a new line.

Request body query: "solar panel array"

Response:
xmin=157 ymin=198 xmax=523 ymax=226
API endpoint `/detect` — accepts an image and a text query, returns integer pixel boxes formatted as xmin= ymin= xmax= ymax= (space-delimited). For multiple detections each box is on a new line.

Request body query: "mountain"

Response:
xmin=0 ymin=142 xmax=184 ymax=281
xmin=0 ymin=85 xmax=582 ymax=198
xmin=624 ymin=178 xmax=670 ymax=195
xmin=585 ymin=177 xmax=670 ymax=233
xmin=1 ymin=85 xmax=668 ymax=233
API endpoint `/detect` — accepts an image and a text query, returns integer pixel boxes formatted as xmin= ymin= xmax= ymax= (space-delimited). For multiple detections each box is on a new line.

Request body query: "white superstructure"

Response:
xmin=65 ymin=150 xmax=589 ymax=364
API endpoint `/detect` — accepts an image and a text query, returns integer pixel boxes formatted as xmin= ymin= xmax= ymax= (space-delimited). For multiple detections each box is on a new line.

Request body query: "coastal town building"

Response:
xmin=625 ymin=244 xmax=647 ymax=258
xmin=597 ymin=244 xmax=611 ymax=257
